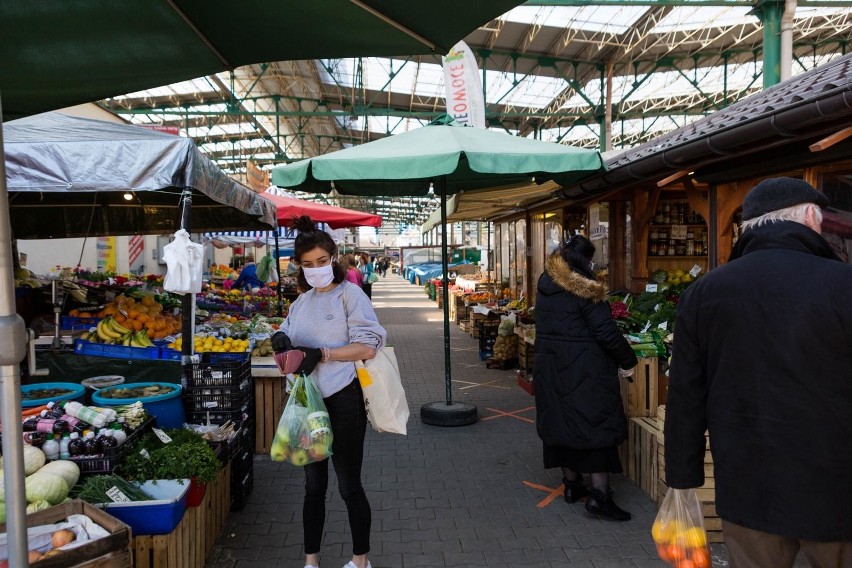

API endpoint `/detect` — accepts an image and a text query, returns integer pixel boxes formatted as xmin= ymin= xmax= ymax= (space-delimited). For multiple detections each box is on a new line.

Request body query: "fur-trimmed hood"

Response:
xmin=541 ymin=252 xmax=607 ymax=303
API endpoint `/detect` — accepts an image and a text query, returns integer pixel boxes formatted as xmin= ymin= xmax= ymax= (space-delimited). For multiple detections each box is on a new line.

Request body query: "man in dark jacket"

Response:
xmin=666 ymin=177 xmax=852 ymax=567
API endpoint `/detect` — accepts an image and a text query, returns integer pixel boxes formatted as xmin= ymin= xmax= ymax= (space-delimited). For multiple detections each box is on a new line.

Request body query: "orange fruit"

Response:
xmin=667 ymin=545 xmax=686 ymax=561
xmin=68 ymin=309 xmax=80 ymax=317
xmin=691 ymin=548 xmax=710 ymax=568
xmin=676 ymin=560 xmax=695 ymax=568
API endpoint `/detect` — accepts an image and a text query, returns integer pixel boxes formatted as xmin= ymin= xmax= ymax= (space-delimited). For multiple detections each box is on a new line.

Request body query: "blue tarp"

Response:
xmin=404 ymin=260 xmax=472 ymax=283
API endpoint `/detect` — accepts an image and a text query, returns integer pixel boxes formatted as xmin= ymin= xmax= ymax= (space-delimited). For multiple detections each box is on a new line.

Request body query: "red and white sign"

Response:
xmin=139 ymin=124 xmax=181 ymax=136
xmin=129 ymin=235 xmax=144 ymax=266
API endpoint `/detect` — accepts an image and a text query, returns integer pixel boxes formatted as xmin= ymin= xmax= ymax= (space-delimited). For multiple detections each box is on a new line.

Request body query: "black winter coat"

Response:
xmin=533 ymin=254 xmax=637 ymax=450
xmin=666 ymin=221 xmax=852 ymax=541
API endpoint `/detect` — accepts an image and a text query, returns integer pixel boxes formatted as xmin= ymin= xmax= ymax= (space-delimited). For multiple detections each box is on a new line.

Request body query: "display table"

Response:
xmin=132 ymin=463 xmax=231 ymax=567
xmin=33 ymin=350 xmax=181 ymax=385
xmin=251 ymin=357 xmax=287 ymax=454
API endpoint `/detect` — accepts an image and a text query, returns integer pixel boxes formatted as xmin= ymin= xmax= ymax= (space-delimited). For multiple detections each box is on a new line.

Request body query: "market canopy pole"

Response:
xmin=179 ymin=190 xmax=198 ymax=367
xmin=0 ymin=96 xmax=31 ymax=568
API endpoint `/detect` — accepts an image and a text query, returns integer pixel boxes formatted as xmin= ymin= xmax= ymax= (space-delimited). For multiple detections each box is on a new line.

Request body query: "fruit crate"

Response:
xmin=60 ymin=315 xmax=101 ymax=330
xmin=74 ymin=339 xmax=161 ymax=361
xmin=486 ymin=356 xmax=518 ymax=370
xmin=182 ymin=352 xmax=251 ymax=388
xmin=185 ymin=398 xmax=254 ymax=426
xmin=230 ymin=467 xmax=254 ymax=512
xmin=69 ymin=416 xmax=155 ymax=475
xmin=183 ymin=376 xmax=253 ymax=412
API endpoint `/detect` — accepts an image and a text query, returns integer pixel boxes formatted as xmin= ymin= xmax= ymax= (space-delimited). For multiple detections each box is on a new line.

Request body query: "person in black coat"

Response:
xmin=666 ymin=177 xmax=852 ymax=566
xmin=533 ymin=235 xmax=638 ymax=521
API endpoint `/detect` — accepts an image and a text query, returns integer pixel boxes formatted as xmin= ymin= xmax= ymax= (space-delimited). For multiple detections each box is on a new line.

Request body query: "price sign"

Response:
xmin=645 ymin=284 xmax=658 ymax=293
xmin=671 ymin=225 xmax=688 ymax=240
xmin=152 ymin=428 xmax=173 ymax=444
xmin=657 ymin=321 xmax=669 ymax=331
xmin=654 ymin=303 xmax=661 ymax=312
xmin=689 ymin=264 xmax=703 ymax=277
xmin=107 ymin=486 xmax=131 ymax=503
xmin=139 ymin=448 xmax=151 ymax=459
xmin=641 ymin=320 xmax=651 ymax=333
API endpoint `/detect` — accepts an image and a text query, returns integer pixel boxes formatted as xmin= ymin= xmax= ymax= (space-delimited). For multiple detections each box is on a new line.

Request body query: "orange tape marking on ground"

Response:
xmin=523 ymin=480 xmax=565 ymax=508
xmin=480 ymin=406 xmax=535 ymax=423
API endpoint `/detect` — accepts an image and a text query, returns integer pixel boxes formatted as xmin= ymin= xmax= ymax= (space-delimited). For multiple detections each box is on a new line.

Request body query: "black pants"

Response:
xmin=362 ymin=282 xmax=372 ymax=298
xmin=303 ymin=379 xmax=370 ymax=555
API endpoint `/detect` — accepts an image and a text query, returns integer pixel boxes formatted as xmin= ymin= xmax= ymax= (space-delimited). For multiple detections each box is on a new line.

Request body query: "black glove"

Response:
xmin=294 ymin=346 xmax=323 ymax=376
xmin=271 ymin=332 xmax=293 ymax=353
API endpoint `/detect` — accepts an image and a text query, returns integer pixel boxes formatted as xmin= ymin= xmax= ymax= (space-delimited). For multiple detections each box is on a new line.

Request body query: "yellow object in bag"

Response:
xmin=356 ymin=365 xmax=373 ymax=388
xmin=355 ymin=347 xmax=409 ymax=435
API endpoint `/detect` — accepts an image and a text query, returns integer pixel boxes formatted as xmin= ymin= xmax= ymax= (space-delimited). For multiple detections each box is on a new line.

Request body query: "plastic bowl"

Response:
xmin=21 ymin=382 xmax=86 ymax=408
xmin=92 ymin=382 xmax=185 ymax=429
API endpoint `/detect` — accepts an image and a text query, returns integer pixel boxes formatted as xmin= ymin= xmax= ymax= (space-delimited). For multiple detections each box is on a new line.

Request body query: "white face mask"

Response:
xmin=302 ymin=264 xmax=335 ymax=289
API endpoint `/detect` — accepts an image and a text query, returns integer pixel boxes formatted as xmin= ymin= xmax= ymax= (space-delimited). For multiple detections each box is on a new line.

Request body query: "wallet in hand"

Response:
xmin=274 ymin=350 xmax=305 ymax=375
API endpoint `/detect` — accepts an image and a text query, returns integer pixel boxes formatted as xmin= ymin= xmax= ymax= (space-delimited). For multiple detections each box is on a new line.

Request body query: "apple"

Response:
xmin=270 ymin=441 xmax=289 ymax=462
xmin=289 ymin=449 xmax=310 ymax=466
xmin=308 ymin=442 xmax=330 ymax=461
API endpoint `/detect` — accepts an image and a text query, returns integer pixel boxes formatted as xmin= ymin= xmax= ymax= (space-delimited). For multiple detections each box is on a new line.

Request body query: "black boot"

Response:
xmin=562 ymin=478 xmax=589 ymax=503
xmin=584 ymin=488 xmax=631 ymax=521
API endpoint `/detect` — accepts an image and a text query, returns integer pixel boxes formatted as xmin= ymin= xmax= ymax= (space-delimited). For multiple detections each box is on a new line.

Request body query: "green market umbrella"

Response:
xmin=0 ymin=0 xmax=524 ymax=120
xmin=0 ymin=3 xmax=526 ymax=562
xmin=271 ymin=121 xmax=606 ymax=425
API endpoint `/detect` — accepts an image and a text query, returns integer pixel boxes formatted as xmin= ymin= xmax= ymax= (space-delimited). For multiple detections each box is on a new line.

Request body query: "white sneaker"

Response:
xmin=342 ymin=563 xmax=371 ymax=568
xmin=305 ymin=565 xmax=319 ymax=568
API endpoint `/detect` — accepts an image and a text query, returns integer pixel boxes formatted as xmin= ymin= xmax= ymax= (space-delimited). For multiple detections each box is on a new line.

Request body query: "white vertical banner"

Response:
xmin=442 ymin=41 xmax=485 ymax=128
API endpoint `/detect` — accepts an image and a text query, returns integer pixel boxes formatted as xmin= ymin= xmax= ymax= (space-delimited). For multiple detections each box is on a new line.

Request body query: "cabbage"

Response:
xmin=37 ymin=461 xmax=80 ymax=490
xmin=26 ymin=500 xmax=51 ymax=514
xmin=25 ymin=472 xmax=69 ymax=505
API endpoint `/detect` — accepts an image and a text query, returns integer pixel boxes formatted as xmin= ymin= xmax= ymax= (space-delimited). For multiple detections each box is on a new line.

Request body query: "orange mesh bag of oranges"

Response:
xmin=652 ymin=488 xmax=711 ymax=568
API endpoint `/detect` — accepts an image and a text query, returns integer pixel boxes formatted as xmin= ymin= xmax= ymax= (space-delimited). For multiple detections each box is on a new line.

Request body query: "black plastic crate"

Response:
xmin=69 ymin=416 xmax=156 ymax=475
xmin=182 ymin=353 xmax=250 ymax=388
xmin=478 ymin=335 xmax=496 ymax=353
xmin=475 ymin=319 xmax=500 ymax=339
xmin=230 ymin=468 xmax=254 ymax=512
xmin=185 ymin=399 xmax=254 ymax=426
xmin=182 ymin=377 xmax=253 ymax=412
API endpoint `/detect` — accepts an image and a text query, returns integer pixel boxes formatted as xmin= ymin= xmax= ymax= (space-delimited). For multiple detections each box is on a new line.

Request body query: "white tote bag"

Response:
xmin=342 ymin=289 xmax=409 ymax=435
xmin=355 ymin=346 xmax=409 ymax=435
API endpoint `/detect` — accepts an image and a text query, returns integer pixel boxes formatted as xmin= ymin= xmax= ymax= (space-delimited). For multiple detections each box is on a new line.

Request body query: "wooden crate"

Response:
xmin=0 ymin=500 xmax=131 ymax=568
xmin=620 ymin=357 xmax=660 ymax=418
xmin=517 ymin=339 xmax=535 ymax=372
xmin=627 ymin=417 xmax=660 ymax=500
xmin=255 ymin=376 xmax=287 ymax=454
xmin=656 ymin=406 xmax=722 ymax=542
xmin=132 ymin=463 xmax=231 ymax=567
xmin=458 ymin=319 xmax=471 ymax=333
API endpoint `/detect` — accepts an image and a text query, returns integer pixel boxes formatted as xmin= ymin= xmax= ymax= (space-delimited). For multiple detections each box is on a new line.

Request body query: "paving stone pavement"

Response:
xmin=206 ymin=276 xmax=736 ymax=568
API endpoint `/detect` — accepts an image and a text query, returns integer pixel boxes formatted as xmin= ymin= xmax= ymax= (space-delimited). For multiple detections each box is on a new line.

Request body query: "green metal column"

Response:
xmin=754 ymin=0 xmax=784 ymax=88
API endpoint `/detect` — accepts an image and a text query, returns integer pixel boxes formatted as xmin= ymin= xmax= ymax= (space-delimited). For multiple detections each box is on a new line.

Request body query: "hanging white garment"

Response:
xmin=162 ymin=229 xmax=204 ymax=294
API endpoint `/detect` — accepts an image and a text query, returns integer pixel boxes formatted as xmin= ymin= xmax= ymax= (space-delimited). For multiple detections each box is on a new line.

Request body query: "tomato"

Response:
xmin=691 ymin=547 xmax=711 ymax=568
xmin=676 ymin=560 xmax=695 ymax=568
xmin=657 ymin=543 xmax=673 ymax=562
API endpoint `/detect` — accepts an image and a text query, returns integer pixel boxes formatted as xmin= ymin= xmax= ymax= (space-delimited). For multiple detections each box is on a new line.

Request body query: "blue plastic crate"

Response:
xmin=74 ymin=339 xmax=161 ymax=360
xmin=96 ymin=479 xmax=189 ymax=535
xmin=61 ymin=315 xmax=101 ymax=330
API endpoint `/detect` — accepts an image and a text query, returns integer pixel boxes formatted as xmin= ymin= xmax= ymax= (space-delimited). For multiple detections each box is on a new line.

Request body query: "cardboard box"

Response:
xmin=0 ymin=500 xmax=131 ymax=568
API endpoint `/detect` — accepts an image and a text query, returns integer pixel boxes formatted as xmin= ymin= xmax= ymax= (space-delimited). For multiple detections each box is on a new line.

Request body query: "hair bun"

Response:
xmin=290 ymin=215 xmax=317 ymax=233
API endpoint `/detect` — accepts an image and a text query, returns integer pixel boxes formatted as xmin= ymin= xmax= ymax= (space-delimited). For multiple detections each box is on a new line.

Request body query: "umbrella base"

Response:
xmin=420 ymin=401 xmax=477 ymax=427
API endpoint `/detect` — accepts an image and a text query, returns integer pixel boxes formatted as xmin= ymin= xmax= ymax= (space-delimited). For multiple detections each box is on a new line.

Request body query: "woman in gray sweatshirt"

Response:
xmin=271 ymin=216 xmax=386 ymax=568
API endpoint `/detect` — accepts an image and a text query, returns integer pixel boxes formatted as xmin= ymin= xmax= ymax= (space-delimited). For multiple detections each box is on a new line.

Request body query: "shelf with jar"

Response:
xmin=648 ymin=199 xmax=708 ymax=259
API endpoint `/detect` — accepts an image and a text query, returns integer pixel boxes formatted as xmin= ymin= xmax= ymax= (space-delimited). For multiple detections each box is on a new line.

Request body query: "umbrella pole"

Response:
xmin=274 ymin=227 xmax=283 ymax=316
xmin=180 ymin=191 xmax=197 ymax=372
xmin=419 ymin=176 xmax=477 ymax=427
xmin=0 ymin=98 xmax=31 ymax=568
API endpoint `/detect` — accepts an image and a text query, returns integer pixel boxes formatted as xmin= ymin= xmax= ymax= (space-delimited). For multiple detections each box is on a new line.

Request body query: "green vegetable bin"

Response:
xmin=92 ymin=382 xmax=185 ymax=429
xmin=21 ymin=382 xmax=86 ymax=408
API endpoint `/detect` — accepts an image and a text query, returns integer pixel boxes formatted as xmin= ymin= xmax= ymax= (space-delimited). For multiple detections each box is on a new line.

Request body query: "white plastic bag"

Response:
xmin=162 ymin=229 xmax=204 ymax=294
xmin=355 ymin=346 xmax=409 ymax=435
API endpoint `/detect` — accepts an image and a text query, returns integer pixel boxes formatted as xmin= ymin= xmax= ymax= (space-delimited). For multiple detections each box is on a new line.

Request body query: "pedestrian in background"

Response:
xmin=359 ymin=252 xmax=374 ymax=299
xmin=666 ymin=177 xmax=852 ymax=567
xmin=271 ymin=216 xmax=386 ymax=568
xmin=533 ymin=234 xmax=637 ymax=521
xmin=342 ymin=253 xmax=362 ymax=288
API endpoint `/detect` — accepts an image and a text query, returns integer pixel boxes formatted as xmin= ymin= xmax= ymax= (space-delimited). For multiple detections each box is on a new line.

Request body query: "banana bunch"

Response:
xmin=507 ymin=298 xmax=527 ymax=310
xmin=81 ymin=316 xmax=157 ymax=348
